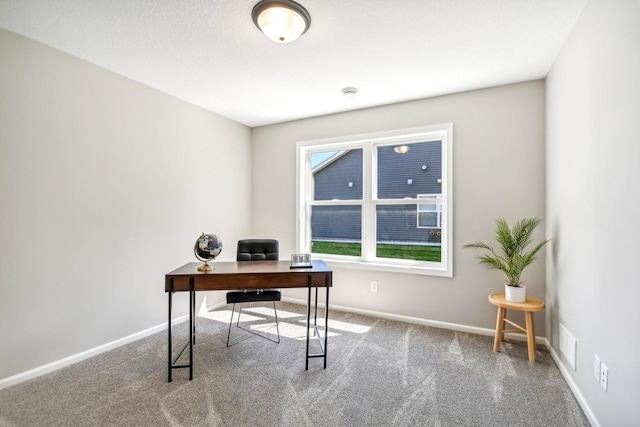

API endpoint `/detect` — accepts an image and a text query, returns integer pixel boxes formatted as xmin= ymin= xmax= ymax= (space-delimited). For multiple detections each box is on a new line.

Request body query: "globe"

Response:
xmin=194 ymin=233 xmax=223 ymax=272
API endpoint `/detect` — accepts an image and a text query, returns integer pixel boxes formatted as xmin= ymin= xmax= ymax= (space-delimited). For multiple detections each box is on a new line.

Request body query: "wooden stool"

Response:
xmin=488 ymin=292 xmax=545 ymax=362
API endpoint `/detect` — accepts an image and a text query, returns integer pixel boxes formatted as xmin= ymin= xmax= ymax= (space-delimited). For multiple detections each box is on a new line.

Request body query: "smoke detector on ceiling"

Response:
xmin=341 ymin=87 xmax=359 ymax=97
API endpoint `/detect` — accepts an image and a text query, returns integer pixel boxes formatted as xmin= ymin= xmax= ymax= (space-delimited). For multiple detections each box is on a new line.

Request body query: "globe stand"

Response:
xmin=194 ymin=233 xmax=222 ymax=273
xmin=198 ymin=261 xmax=213 ymax=272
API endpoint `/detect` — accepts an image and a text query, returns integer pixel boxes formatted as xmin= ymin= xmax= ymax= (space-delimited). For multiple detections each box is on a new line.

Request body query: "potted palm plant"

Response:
xmin=463 ymin=217 xmax=550 ymax=302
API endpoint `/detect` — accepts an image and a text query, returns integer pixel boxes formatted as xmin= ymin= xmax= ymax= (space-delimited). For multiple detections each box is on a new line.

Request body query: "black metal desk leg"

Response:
xmin=168 ymin=279 xmax=173 ymax=382
xmin=192 ymin=282 xmax=197 ymax=345
xmin=305 ymin=275 xmax=312 ymax=371
xmin=167 ymin=278 xmax=196 ymax=382
xmin=314 ymin=287 xmax=318 ymax=336
xmin=324 ymin=276 xmax=330 ymax=369
xmin=189 ymin=277 xmax=194 ymax=380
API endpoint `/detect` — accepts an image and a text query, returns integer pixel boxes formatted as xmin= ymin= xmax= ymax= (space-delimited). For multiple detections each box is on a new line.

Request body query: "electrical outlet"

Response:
xmin=370 ymin=280 xmax=378 ymax=293
xmin=600 ymin=363 xmax=608 ymax=391
xmin=594 ymin=355 xmax=601 ymax=381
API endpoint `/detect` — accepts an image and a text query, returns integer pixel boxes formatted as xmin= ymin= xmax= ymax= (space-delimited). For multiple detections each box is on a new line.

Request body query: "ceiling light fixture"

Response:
xmin=393 ymin=145 xmax=410 ymax=154
xmin=252 ymin=0 xmax=311 ymax=43
xmin=341 ymin=87 xmax=359 ymax=97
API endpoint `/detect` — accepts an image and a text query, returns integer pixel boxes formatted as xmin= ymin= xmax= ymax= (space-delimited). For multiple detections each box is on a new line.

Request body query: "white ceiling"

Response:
xmin=0 ymin=0 xmax=587 ymax=127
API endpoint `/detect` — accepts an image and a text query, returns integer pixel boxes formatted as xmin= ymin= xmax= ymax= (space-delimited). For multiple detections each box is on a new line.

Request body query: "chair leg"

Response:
xmin=273 ymin=302 xmax=280 ymax=344
xmin=236 ymin=304 xmax=243 ymax=326
xmin=227 ymin=302 xmax=280 ymax=346
xmin=226 ymin=303 xmax=237 ymax=347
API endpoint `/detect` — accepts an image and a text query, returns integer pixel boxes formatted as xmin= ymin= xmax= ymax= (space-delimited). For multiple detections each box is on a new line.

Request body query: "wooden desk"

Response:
xmin=488 ymin=292 xmax=545 ymax=362
xmin=165 ymin=260 xmax=332 ymax=382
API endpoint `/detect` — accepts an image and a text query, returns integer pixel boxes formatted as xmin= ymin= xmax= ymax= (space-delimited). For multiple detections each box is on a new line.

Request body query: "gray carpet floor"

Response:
xmin=0 ymin=302 xmax=590 ymax=426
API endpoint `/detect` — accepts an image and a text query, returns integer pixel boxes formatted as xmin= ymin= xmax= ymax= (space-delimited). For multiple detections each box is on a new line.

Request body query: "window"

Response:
xmin=296 ymin=124 xmax=453 ymax=276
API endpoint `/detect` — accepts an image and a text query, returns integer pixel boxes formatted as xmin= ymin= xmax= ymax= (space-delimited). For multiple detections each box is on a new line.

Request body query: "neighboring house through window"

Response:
xmin=418 ymin=194 xmax=443 ymax=229
xmin=296 ymin=124 xmax=453 ymax=276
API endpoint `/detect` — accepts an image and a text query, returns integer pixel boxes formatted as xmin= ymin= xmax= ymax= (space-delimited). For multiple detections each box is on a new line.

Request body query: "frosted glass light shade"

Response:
xmin=252 ymin=0 xmax=311 ymax=43
xmin=393 ymin=145 xmax=411 ymax=154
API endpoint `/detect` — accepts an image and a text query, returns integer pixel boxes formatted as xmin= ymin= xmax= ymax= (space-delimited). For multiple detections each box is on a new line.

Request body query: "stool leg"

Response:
xmin=525 ymin=311 xmax=536 ymax=362
xmin=494 ymin=307 xmax=506 ymax=352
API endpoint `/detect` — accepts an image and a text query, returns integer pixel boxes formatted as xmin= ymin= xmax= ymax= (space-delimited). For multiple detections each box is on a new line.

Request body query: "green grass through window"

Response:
xmin=312 ymin=241 xmax=441 ymax=262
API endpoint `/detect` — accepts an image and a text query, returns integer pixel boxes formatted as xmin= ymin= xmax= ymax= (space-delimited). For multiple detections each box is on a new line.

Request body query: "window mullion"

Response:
xmin=298 ymin=148 xmax=313 ymax=253
xmin=362 ymin=143 xmax=375 ymax=261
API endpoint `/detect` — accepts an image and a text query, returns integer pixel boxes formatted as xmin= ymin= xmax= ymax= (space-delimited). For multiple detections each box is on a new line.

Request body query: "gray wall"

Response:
xmin=546 ymin=0 xmax=640 ymax=425
xmin=0 ymin=28 xmax=250 ymax=380
xmin=252 ymin=80 xmax=547 ymax=332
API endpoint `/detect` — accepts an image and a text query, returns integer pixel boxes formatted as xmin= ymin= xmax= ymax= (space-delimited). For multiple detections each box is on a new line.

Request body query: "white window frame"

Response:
xmin=417 ymin=194 xmax=442 ymax=229
xmin=296 ymin=124 xmax=453 ymax=277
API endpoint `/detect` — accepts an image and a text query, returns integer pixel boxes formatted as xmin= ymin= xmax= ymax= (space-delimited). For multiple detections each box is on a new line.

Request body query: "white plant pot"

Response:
xmin=505 ymin=284 xmax=526 ymax=302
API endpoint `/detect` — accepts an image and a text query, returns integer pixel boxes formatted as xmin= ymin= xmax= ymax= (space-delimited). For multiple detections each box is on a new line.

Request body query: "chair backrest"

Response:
xmin=236 ymin=239 xmax=279 ymax=261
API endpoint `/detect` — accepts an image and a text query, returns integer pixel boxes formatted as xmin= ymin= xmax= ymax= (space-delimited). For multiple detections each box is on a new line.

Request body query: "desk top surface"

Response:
xmin=165 ymin=260 xmax=332 ymax=292
xmin=167 ymin=259 xmax=331 ymax=276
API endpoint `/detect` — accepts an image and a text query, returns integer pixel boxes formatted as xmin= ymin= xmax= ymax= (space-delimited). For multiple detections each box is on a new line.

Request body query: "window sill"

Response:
xmin=321 ymin=258 xmax=452 ymax=277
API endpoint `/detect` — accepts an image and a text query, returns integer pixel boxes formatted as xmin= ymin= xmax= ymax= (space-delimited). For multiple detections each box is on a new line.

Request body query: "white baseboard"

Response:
xmin=203 ymin=299 xmax=228 ymax=313
xmin=548 ymin=346 xmax=601 ymax=427
xmin=282 ymin=296 xmax=547 ymax=345
xmin=0 ymin=315 xmax=188 ymax=390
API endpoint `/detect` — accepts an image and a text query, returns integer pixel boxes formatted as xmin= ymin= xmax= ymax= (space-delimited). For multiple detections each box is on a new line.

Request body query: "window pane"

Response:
xmin=376 ymin=204 xmax=441 ymax=261
xmin=311 ymin=205 xmax=361 ymax=256
xmin=377 ymin=141 xmax=442 ymax=199
xmin=419 ymin=203 xmax=436 ymax=211
xmin=418 ymin=212 xmax=438 ymax=227
xmin=312 ymin=149 xmax=362 ymax=201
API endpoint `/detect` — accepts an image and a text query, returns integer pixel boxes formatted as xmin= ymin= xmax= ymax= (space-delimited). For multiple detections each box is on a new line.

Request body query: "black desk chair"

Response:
xmin=226 ymin=239 xmax=281 ymax=347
